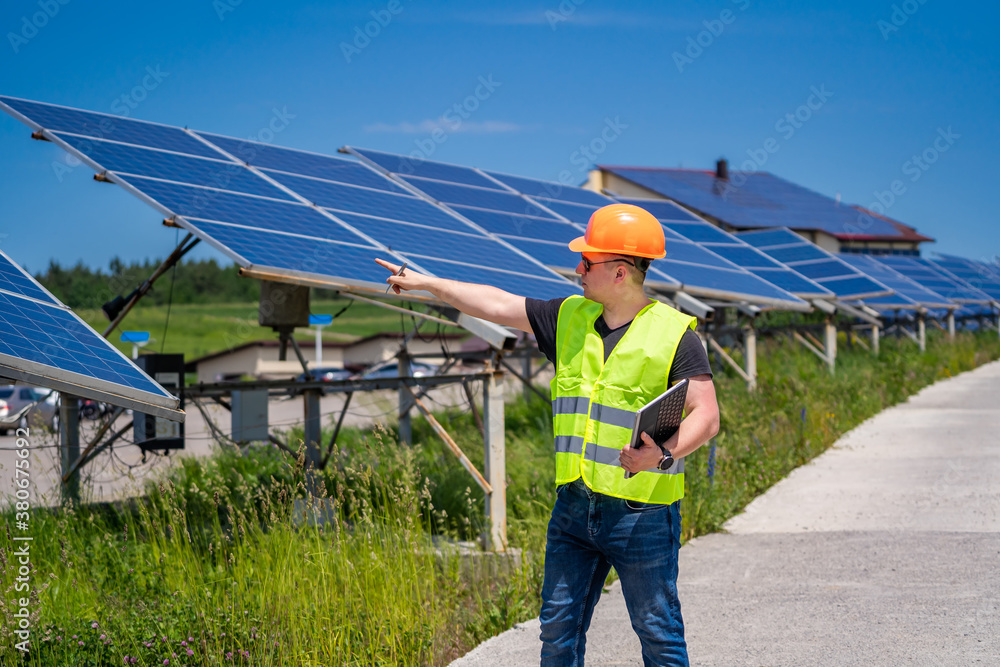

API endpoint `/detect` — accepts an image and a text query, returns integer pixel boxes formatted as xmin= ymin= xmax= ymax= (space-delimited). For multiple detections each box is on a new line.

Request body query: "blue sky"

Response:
xmin=0 ymin=0 xmax=997 ymax=274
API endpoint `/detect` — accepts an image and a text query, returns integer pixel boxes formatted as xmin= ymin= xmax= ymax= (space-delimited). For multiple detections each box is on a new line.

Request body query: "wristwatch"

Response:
xmin=657 ymin=449 xmax=674 ymax=471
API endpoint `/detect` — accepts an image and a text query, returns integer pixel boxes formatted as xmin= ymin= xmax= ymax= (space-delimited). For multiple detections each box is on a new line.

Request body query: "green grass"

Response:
xmin=76 ymin=299 xmax=431 ymax=361
xmin=2 ymin=329 xmax=999 ymax=665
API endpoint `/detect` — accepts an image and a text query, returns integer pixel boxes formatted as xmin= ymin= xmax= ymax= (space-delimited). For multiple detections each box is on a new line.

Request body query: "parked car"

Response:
xmin=293 ymin=366 xmax=355 ymax=395
xmin=0 ymin=399 xmax=8 ymax=423
xmin=360 ymin=361 xmax=438 ymax=381
xmin=0 ymin=385 xmax=59 ymax=434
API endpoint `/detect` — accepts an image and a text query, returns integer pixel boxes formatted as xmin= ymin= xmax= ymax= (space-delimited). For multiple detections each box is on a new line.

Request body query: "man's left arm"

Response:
xmin=619 ymin=374 xmax=720 ymax=473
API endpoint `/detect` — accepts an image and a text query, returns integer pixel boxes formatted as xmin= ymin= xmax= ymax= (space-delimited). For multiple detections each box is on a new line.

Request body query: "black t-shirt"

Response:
xmin=525 ymin=297 xmax=712 ymax=384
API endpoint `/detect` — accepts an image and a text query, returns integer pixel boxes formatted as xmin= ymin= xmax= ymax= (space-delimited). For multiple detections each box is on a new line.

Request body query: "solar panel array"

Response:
xmin=836 ymin=254 xmax=952 ymax=309
xmin=736 ymin=228 xmax=892 ymax=300
xmin=929 ymin=255 xmax=1000 ymax=302
xmin=877 ymin=255 xmax=993 ymax=304
xmin=349 ymin=148 xmax=811 ymax=310
xmin=0 ymin=249 xmax=180 ymax=418
xmin=0 ymin=96 xmax=577 ymax=304
xmin=601 ymin=166 xmax=902 ymax=238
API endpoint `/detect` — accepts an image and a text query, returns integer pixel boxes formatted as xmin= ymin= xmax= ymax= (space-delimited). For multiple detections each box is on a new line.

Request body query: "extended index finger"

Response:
xmin=375 ymin=258 xmax=400 ymax=273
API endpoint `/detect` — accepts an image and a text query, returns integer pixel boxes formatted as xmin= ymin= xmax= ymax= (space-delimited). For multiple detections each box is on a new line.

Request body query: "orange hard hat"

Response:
xmin=568 ymin=204 xmax=666 ymax=259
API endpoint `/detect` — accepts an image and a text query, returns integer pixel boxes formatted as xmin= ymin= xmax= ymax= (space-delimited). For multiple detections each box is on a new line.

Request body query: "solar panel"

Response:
xmin=0 ymin=249 xmax=181 ymax=419
xmin=836 ymin=254 xmax=953 ymax=309
xmin=738 ymin=228 xmax=892 ymax=300
xmin=350 ymin=148 xmax=815 ymax=309
xmin=0 ymin=252 xmax=59 ymax=305
xmin=877 ymin=255 xmax=992 ymax=304
xmin=603 ymin=166 xmax=902 ymax=237
xmin=1 ymin=96 xmax=220 ymax=159
xmin=929 ymin=255 xmax=1000 ymax=301
xmin=1 ymin=97 xmax=579 ymax=304
xmin=348 ymin=147 xmax=503 ymax=190
xmin=617 ymin=197 xmax=833 ymax=300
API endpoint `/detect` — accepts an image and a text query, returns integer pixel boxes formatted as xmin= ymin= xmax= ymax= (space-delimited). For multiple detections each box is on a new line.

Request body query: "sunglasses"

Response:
xmin=581 ymin=256 xmax=635 ymax=272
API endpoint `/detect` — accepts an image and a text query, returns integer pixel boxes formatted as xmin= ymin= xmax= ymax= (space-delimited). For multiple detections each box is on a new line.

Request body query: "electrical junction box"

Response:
xmin=259 ymin=281 xmax=310 ymax=328
xmin=231 ymin=389 xmax=269 ymax=443
xmin=134 ymin=354 xmax=185 ymax=450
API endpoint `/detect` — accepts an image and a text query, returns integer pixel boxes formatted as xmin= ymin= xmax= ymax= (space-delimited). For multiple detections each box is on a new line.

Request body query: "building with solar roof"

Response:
xmin=589 ymin=160 xmax=935 ymax=257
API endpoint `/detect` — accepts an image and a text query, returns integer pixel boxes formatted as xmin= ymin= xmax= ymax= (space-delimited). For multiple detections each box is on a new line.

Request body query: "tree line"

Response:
xmin=36 ymin=258 xmax=261 ymax=309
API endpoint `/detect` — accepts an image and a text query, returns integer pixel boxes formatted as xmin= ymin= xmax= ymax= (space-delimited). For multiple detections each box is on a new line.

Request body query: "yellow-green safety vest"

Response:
xmin=551 ymin=296 xmax=696 ymax=504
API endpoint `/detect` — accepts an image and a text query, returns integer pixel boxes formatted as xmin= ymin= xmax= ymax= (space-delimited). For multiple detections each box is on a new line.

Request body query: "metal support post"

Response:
xmin=60 ymin=396 xmax=81 ymax=505
xmin=483 ymin=365 xmax=507 ymax=552
xmin=522 ymin=354 xmax=532 ymax=403
xmin=398 ymin=349 xmax=412 ymax=446
xmin=743 ymin=324 xmax=757 ymax=391
xmin=302 ymin=389 xmax=322 ymax=467
xmin=918 ymin=314 xmax=926 ymax=352
xmin=871 ymin=325 xmax=880 ymax=356
xmin=824 ymin=318 xmax=837 ymax=374
xmin=947 ymin=311 xmax=956 ymax=340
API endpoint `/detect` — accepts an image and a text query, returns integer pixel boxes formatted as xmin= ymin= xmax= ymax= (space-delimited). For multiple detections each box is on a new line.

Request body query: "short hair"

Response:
xmin=623 ymin=256 xmax=649 ymax=286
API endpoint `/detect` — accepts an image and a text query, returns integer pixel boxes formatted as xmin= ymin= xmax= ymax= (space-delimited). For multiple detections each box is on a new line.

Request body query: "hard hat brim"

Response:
xmin=567 ymin=235 xmax=666 ymax=259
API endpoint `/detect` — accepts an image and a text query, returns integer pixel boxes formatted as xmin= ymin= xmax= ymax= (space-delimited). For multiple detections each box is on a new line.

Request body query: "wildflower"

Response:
xmin=226 ymin=652 xmax=234 ymax=660
xmin=188 ymin=636 xmax=194 ymax=642
xmin=92 ymin=622 xmax=99 ymax=629
xmin=78 ymin=641 xmax=84 ymax=646
xmin=100 ymin=634 xmax=106 ymax=640
xmin=163 ymin=660 xmax=169 ymax=666
xmin=73 ymin=635 xmax=78 ymax=639
xmin=181 ymin=640 xmax=187 ymax=647
xmin=123 ymin=658 xmax=130 ymax=665
xmin=187 ymin=649 xmax=194 ymax=656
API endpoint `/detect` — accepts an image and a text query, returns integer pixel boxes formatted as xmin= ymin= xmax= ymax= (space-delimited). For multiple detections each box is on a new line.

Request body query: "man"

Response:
xmin=377 ymin=203 xmax=719 ymax=666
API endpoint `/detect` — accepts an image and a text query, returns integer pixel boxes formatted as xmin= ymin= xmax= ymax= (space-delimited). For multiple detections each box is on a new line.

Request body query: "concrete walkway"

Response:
xmin=451 ymin=360 xmax=1000 ymax=666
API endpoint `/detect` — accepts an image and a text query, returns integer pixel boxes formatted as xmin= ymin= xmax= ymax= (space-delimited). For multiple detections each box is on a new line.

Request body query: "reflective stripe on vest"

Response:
xmin=550 ymin=296 xmax=696 ymax=504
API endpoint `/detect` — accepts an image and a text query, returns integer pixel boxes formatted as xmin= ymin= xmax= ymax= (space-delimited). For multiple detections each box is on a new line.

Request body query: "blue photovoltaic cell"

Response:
xmin=405 ymin=257 xmax=573 ymax=301
xmin=797 ymin=259 xmax=860 ymax=280
xmin=604 ymin=167 xmax=902 ymax=237
xmin=0 ymin=291 xmax=171 ymax=396
xmin=735 ymin=228 xmax=801 ymax=248
xmin=0 ymin=252 xmax=58 ymax=304
xmin=749 ymin=269 xmax=831 ymax=295
xmin=201 ymin=134 xmax=410 ymax=194
xmin=352 ymin=148 xmax=502 ymax=190
xmin=450 ymin=206 xmax=581 ymax=245
xmin=330 ymin=211 xmax=544 ymax=274
xmin=0 ymin=96 xmax=221 ymax=159
xmin=486 ymin=171 xmax=614 ymax=206
xmin=183 ymin=221 xmax=393 ymax=286
xmin=54 ymin=133 xmax=294 ymax=200
xmin=122 ymin=176 xmax=370 ymax=245
xmin=660 ymin=263 xmax=794 ymax=301
xmin=616 ymin=198 xmax=701 ymax=222
xmin=764 ymin=244 xmax=830 ymax=264
xmin=401 ymin=176 xmax=553 ymax=217
xmin=707 ymin=244 xmax=783 ymax=268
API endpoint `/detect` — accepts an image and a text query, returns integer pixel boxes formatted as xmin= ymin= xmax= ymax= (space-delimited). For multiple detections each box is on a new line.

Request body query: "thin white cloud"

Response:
xmin=364 ymin=119 xmax=532 ymax=134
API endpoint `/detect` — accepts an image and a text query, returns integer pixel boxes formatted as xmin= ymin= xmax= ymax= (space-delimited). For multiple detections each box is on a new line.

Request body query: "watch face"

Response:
xmin=659 ymin=455 xmax=673 ymax=471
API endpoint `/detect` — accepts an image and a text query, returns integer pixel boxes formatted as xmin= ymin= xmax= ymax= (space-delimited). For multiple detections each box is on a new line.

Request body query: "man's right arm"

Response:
xmin=376 ymin=258 xmax=531 ymax=333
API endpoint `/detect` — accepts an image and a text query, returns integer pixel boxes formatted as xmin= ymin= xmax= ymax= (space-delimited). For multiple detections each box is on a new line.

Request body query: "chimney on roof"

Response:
xmin=715 ymin=158 xmax=729 ymax=181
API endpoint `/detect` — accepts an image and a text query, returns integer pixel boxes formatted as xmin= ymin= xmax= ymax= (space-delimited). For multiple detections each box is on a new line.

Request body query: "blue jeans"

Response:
xmin=539 ymin=479 xmax=687 ymax=666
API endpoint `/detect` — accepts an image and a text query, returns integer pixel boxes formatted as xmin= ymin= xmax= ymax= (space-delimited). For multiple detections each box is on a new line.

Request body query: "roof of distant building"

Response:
xmin=598 ymin=164 xmax=933 ymax=243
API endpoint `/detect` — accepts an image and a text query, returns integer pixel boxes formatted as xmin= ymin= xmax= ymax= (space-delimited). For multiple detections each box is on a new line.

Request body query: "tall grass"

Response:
xmin=2 ymin=329 xmax=998 ymax=665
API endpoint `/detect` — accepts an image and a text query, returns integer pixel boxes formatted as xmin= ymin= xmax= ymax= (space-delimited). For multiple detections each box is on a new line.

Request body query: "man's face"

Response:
xmin=576 ymin=252 xmax=633 ymax=301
